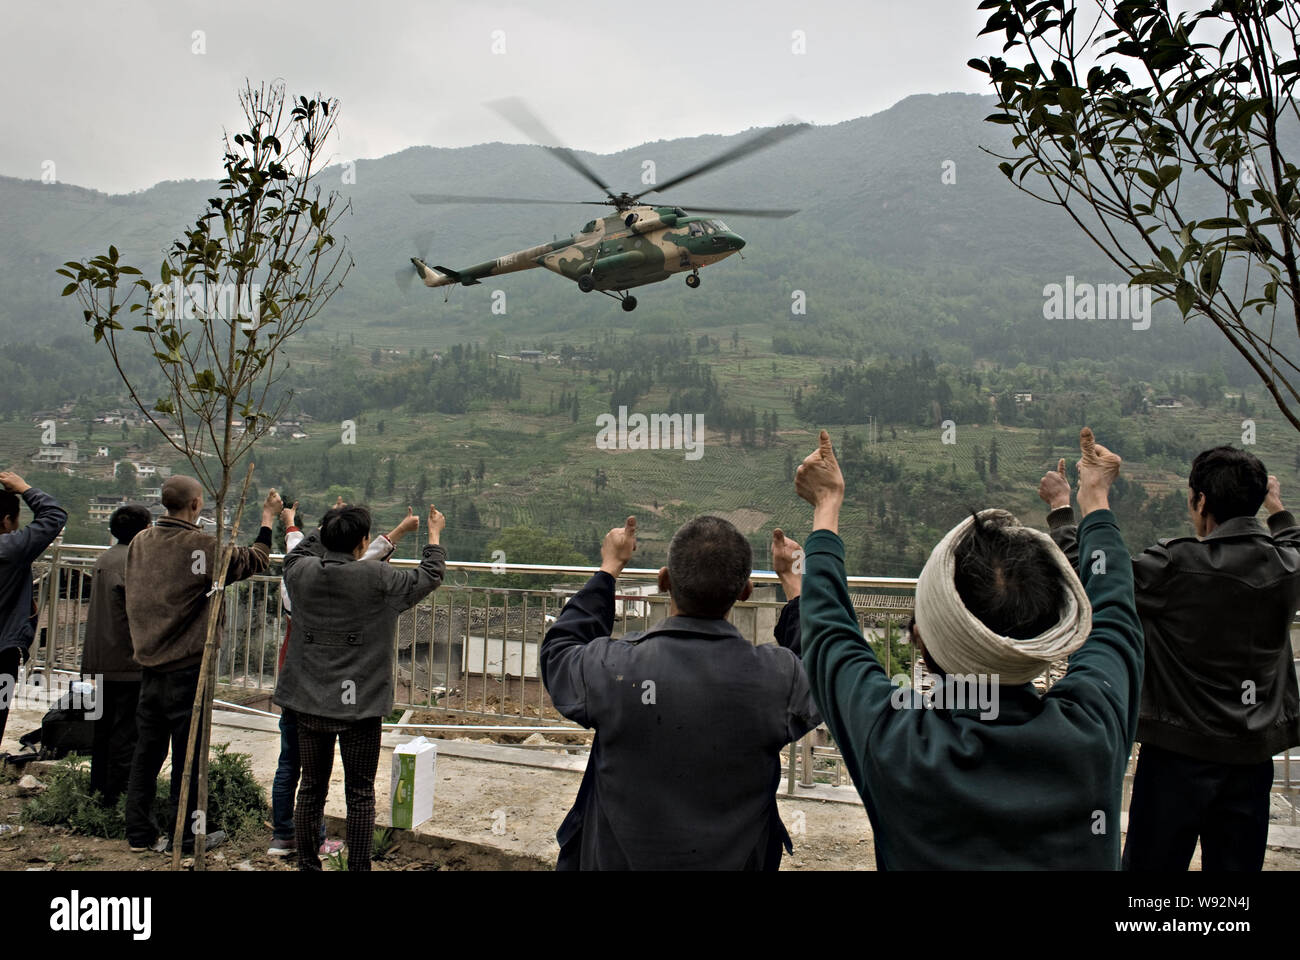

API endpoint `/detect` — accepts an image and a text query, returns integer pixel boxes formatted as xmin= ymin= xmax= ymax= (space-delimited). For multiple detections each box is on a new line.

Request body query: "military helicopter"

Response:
xmin=398 ymin=99 xmax=807 ymax=312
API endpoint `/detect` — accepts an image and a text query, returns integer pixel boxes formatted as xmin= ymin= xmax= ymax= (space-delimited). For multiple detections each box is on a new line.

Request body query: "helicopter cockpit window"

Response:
xmin=687 ymin=222 xmax=705 ymax=236
xmin=711 ymin=219 xmax=730 ymax=232
xmin=582 ymin=220 xmax=597 ymax=233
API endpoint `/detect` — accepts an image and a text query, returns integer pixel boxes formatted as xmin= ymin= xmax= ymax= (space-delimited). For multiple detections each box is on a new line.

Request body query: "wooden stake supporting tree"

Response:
xmin=60 ymin=79 xmax=352 ymax=870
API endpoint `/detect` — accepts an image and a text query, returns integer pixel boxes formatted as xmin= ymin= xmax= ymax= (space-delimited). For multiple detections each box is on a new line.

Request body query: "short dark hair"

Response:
xmin=109 ymin=504 xmax=152 ymax=544
xmin=1188 ymin=446 xmax=1268 ymax=522
xmin=320 ymin=505 xmax=372 ymax=554
xmin=0 ymin=492 xmax=18 ymax=524
xmin=667 ymin=516 xmax=752 ymax=619
xmin=953 ymin=511 xmax=1066 ymax=640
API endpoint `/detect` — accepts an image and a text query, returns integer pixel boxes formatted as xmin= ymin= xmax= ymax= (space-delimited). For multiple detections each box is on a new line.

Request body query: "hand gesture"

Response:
xmin=1075 ymin=428 xmax=1121 ymax=516
xmin=795 ymin=430 xmax=845 ymax=507
xmin=262 ymin=488 xmax=284 ymax=523
xmin=601 ymin=516 xmax=637 ymax=577
xmin=1038 ymin=458 xmax=1070 ymax=511
xmin=1266 ymin=475 xmax=1284 ymax=516
xmin=427 ymin=505 xmax=446 ymax=544
xmin=280 ymin=500 xmax=299 ymax=529
xmin=772 ymin=528 xmax=803 ymax=599
xmin=396 ymin=507 xmax=419 ymax=536
xmin=772 ymin=528 xmax=802 ymax=578
xmin=0 ymin=472 xmax=30 ymax=494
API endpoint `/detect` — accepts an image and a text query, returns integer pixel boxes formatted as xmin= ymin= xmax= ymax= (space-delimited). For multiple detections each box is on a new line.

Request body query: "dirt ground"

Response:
xmin=3 ymin=703 xmax=1300 ymax=872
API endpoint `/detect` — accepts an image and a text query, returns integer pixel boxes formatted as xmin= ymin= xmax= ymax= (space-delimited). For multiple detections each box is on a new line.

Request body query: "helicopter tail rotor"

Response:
xmin=395 ymin=232 xmax=436 ymax=291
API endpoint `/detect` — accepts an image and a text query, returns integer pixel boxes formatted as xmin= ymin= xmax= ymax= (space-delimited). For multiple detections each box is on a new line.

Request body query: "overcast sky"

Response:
xmin=0 ymin=0 xmax=1004 ymax=194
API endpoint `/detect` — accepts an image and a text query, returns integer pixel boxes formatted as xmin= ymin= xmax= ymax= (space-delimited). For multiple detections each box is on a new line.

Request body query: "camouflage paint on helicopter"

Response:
xmin=411 ymin=205 xmax=744 ymax=302
xmin=401 ymin=98 xmax=805 ymax=310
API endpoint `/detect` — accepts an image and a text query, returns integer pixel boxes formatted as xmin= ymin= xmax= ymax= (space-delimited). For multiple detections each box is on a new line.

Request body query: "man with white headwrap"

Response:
xmin=795 ymin=428 xmax=1142 ymax=869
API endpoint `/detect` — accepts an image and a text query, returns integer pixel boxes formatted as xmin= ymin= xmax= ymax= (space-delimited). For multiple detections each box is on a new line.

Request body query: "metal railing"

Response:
xmin=24 ymin=540 xmax=1300 ymax=817
xmin=27 ymin=540 xmax=916 ymax=718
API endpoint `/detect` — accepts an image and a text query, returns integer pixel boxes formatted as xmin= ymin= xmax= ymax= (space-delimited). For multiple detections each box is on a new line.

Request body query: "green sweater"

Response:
xmin=800 ymin=510 xmax=1143 ymax=869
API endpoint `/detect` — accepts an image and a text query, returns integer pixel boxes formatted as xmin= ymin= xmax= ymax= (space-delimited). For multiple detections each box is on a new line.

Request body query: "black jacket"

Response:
xmin=1050 ymin=506 xmax=1300 ymax=764
xmin=81 ymin=542 xmax=140 ymax=681
xmin=541 ymin=573 xmax=819 ymax=870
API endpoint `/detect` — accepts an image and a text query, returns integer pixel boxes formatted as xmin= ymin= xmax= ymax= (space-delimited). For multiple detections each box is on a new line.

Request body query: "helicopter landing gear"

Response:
xmin=596 ymin=288 xmax=638 ymax=310
xmin=577 ymin=274 xmax=595 ymax=293
xmin=685 ymin=272 xmax=701 ymax=289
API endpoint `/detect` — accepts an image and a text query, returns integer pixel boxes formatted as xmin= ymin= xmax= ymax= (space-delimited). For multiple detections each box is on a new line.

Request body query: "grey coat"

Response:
xmin=274 ymin=529 xmax=445 ymax=720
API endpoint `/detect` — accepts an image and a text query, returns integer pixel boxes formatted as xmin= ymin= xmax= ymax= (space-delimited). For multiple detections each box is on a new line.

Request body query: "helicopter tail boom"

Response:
xmin=412 ymin=239 xmax=561 ymax=289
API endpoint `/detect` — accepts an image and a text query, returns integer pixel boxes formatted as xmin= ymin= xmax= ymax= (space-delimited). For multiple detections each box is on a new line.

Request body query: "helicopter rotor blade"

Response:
xmin=485 ymin=97 xmax=614 ymax=197
xmin=412 ymin=193 xmax=592 ymax=206
xmin=668 ymin=204 xmax=801 ymax=219
xmin=634 ymin=120 xmax=810 ymax=200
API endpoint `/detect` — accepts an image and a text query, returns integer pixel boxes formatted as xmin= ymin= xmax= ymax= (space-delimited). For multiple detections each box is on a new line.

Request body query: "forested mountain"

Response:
xmin=0 ymin=91 xmax=1258 ymax=398
xmin=3 ymin=92 xmax=1289 ymax=576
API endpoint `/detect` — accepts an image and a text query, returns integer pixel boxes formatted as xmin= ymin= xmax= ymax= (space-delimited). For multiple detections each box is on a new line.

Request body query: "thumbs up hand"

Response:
xmin=1038 ymin=457 xmax=1071 ymax=511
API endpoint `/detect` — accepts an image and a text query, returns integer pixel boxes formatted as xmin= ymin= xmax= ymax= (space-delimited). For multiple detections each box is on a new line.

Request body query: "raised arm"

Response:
xmin=377 ymin=505 xmax=446 ymax=611
xmin=0 ymin=473 xmax=68 ymax=564
xmin=1039 ymin=458 xmax=1082 ymax=568
xmin=1043 ymin=450 xmax=1175 ymax=599
xmin=1265 ymin=476 xmax=1300 ymax=546
xmin=540 ymin=517 xmax=633 ymax=727
xmin=371 ymin=507 xmax=419 ymax=561
xmin=1044 ymin=429 xmax=1143 ymax=740
xmin=771 ymin=528 xmax=803 ymax=654
xmin=224 ymin=489 xmax=280 ymax=583
xmin=794 ymin=432 xmax=896 ymax=784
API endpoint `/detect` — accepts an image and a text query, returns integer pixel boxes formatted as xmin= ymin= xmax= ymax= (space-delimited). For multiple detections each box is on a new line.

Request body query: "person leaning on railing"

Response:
xmin=795 ymin=428 xmax=1143 ymax=869
xmin=1043 ymin=447 xmax=1300 ymax=872
xmin=0 ymin=470 xmax=68 ymax=749
xmin=274 ymin=502 xmax=446 ymax=872
xmin=266 ymin=498 xmax=420 ymax=861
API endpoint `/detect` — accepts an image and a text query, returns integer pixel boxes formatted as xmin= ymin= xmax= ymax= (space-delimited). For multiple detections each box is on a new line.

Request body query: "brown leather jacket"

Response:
xmin=124 ymin=516 xmax=271 ymax=672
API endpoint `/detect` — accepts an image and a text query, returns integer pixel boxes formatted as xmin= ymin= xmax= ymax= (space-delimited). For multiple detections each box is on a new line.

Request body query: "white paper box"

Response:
xmin=390 ymin=737 xmax=437 ymax=830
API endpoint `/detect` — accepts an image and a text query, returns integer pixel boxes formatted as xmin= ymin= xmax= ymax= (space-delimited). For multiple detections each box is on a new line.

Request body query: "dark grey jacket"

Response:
xmin=274 ymin=529 xmax=445 ymax=720
xmin=81 ymin=542 xmax=140 ymax=681
xmin=1050 ymin=506 xmax=1300 ymax=764
xmin=541 ymin=572 xmax=820 ymax=870
xmin=0 ymin=487 xmax=67 ymax=659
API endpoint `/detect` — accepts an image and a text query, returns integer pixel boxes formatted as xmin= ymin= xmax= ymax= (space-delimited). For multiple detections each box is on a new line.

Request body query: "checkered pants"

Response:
xmin=294 ymin=713 xmax=382 ymax=872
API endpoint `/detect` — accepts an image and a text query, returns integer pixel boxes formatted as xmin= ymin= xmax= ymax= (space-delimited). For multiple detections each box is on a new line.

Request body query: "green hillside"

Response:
xmin=0 ymin=92 xmax=1292 ymax=577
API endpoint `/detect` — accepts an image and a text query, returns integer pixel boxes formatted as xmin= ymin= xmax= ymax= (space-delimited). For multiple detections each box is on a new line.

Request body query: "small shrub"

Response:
xmin=373 ymin=826 xmax=396 ymax=861
xmin=19 ymin=758 xmax=165 ymax=838
xmin=22 ymin=744 xmax=267 ymax=841
xmin=206 ymin=743 xmax=268 ymax=842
